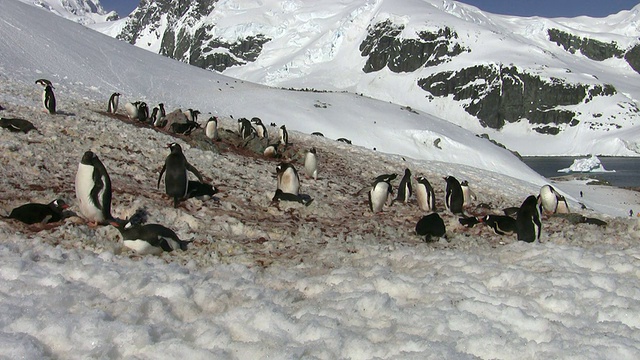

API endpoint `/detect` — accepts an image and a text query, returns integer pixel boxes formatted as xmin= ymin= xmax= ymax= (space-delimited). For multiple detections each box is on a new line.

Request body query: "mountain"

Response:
xmin=17 ymin=0 xmax=118 ymax=24
xmin=94 ymin=0 xmax=640 ymax=157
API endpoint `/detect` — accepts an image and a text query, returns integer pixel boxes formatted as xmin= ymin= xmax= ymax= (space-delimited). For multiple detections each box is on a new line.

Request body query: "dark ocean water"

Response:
xmin=522 ymin=157 xmax=640 ymax=188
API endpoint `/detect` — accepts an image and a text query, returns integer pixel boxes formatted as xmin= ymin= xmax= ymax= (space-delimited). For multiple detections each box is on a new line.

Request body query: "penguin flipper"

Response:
xmin=186 ymin=162 xmax=204 ymax=182
xmin=157 ymin=164 xmax=167 ymax=189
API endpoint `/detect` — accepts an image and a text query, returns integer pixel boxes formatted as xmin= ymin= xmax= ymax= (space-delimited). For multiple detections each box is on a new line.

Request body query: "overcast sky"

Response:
xmin=100 ymin=0 xmax=638 ymax=19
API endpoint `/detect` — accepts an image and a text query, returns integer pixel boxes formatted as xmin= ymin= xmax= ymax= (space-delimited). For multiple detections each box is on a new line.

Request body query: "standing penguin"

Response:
xmin=239 ymin=118 xmax=255 ymax=139
xmin=252 ymin=117 xmax=268 ymax=139
xmin=415 ymin=213 xmax=446 ymax=242
xmin=107 ymin=92 xmax=120 ymax=113
xmin=153 ymin=103 xmax=167 ymax=127
xmin=124 ymin=101 xmax=140 ymax=120
xmin=6 ymin=199 xmax=69 ymax=224
xmin=516 ymin=195 xmax=542 ymax=243
xmin=157 ymin=143 xmax=205 ymax=208
xmin=75 ymin=151 xmax=113 ymax=224
xmin=36 ymin=79 xmax=56 ymax=114
xmin=111 ymin=221 xmax=191 ymax=255
xmin=279 ymin=125 xmax=289 ymax=146
xmin=395 ymin=168 xmax=413 ymax=204
xmin=415 ymin=176 xmax=436 ymax=212
xmin=460 ymin=180 xmax=477 ymax=207
xmin=304 ymin=148 xmax=318 ymax=180
xmin=205 ymin=116 xmax=219 ymax=141
xmin=276 ymin=162 xmax=300 ymax=195
xmin=369 ymin=175 xmax=394 ymax=213
xmin=538 ymin=185 xmax=569 ymax=214
xmin=137 ymin=102 xmax=149 ymax=122
xmin=444 ymin=176 xmax=464 ymax=215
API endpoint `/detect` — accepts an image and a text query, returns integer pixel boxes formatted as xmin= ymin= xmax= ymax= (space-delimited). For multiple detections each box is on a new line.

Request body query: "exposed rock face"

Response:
xmin=117 ymin=0 xmax=269 ymax=72
xmin=418 ymin=64 xmax=617 ymax=132
xmin=359 ymin=20 xmax=469 ymax=73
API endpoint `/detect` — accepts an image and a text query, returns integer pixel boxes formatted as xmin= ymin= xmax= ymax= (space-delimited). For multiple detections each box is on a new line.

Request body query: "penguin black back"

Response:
xmin=158 ymin=143 xmax=205 ymax=208
xmin=76 ymin=150 xmax=113 ymax=224
xmin=516 ymin=195 xmax=541 ymax=242
xmin=7 ymin=199 xmax=68 ymax=224
xmin=415 ymin=213 xmax=446 ymax=242
xmin=444 ymin=176 xmax=464 ymax=215
xmin=0 ymin=118 xmax=39 ymax=134
xmin=395 ymin=168 xmax=412 ymax=203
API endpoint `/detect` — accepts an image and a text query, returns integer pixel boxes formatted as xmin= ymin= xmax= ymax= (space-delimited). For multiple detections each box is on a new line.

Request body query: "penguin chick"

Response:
xmin=5 ymin=199 xmax=69 ymax=224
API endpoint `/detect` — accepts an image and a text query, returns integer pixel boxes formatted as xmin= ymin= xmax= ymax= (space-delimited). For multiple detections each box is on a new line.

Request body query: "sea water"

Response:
xmin=522 ymin=157 xmax=640 ymax=188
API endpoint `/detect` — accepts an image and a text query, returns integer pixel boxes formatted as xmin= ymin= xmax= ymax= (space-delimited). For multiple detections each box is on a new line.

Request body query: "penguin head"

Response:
xmin=167 ymin=143 xmax=182 ymax=153
xmin=80 ymin=150 xmax=97 ymax=165
xmin=112 ymin=92 xmax=121 ymax=97
xmin=35 ymin=79 xmax=54 ymax=88
xmin=280 ymin=125 xmax=286 ymax=130
xmin=460 ymin=180 xmax=469 ymax=186
xmin=404 ymin=168 xmax=411 ymax=176
xmin=251 ymin=117 xmax=262 ymax=125
xmin=50 ymin=199 xmax=69 ymax=210
xmin=309 ymin=147 xmax=316 ymax=154
xmin=207 ymin=116 xmax=218 ymax=124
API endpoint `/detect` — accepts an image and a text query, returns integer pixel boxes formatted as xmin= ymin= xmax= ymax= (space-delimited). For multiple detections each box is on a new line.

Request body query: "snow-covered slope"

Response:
xmin=100 ymin=0 xmax=640 ymax=157
xmin=1 ymin=1 xmax=640 ymax=358
xmin=17 ymin=0 xmax=118 ymax=24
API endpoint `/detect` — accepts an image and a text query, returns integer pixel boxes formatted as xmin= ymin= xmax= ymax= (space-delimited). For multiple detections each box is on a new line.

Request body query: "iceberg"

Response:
xmin=557 ymin=155 xmax=615 ymax=173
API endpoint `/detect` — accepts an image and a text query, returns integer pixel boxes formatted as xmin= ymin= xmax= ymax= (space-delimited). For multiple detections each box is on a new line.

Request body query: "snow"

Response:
xmin=558 ymin=155 xmax=616 ymax=173
xmin=1 ymin=1 xmax=640 ymax=358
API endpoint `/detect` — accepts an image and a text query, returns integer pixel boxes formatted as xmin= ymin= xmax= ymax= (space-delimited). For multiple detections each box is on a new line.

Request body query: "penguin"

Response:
xmin=186 ymin=180 xmax=218 ymax=200
xmin=149 ymin=107 xmax=159 ymax=125
xmin=394 ymin=168 xmax=412 ymax=204
xmin=75 ymin=151 xmax=113 ymax=224
xmin=252 ymin=117 xmax=268 ymax=139
xmin=311 ymin=132 xmax=324 ymax=137
xmin=272 ymin=189 xmax=313 ymax=206
xmin=276 ymin=162 xmax=300 ymax=195
xmin=36 ymin=79 xmax=56 ymax=114
xmin=124 ymin=101 xmax=140 ymax=120
xmin=6 ymin=199 xmax=69 ymax=224
xmin=458 ymin=216 xmax=481 ymax=228
xmin=157 ymin=143 xmax=205 ymax=208
xmin=279 ymin=125 xmax=289 ymax=146
xmin=107 ymin=92 xmax=120 ymax=113
xmin=555 ymin=195 xmax=570 ymax=214
xmin=205 ymin=116 xmax=219 ymax=141
xmin=444 ymin=176 xmax=464 ymax=215
xmin=415 ymin=176 xmax=436 ymax=212
xmin=111 ymin=221 xmax=191 ymax=255
xmin=336 ymin=138 xmax=352 ymax=144
xmin=264 ymin=143 xmax=280 ymax=158
xmin=516 ymin=195 xmax=542 ymax=243
xmin=481 ymin=214 xmax=517 ymax=235
xmin=415 ymin=213 xmax=446 ymax=242
xmin=137 ymin=102 xmax=149 ymax=122
xmin=239 ymin=118 xmax=255 ymax=139
xmin=304 ymin=147 xmax=318 ymax=180
xmin=460 ymin=180 xmax=477 ymax=207
xmin=184 ymin=109 xmax=200 ymax=123
xmin=538 ymin=185 xmax=558 ymax=214
xmin=369 ymin=175 xmax=393 ymax=213
xmin=0 ymin=117 xmax=40 ymax=134
xmin=153 ymin=103 xmax=167 ymax=127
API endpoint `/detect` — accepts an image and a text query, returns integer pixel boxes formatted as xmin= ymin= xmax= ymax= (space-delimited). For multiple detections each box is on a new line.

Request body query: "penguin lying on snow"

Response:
xmin=75 ymin=151 xmax=112 ymax=225
xmin=481 ymin=214 xmax=517 ymax=235
xmin=272 ymin=189 xmax=313 ymax=207
xmin=415 ymin=213 xmax=447 ymax=242
xmin=111 ymin=220 xmax=192 ymax=255
xmin=5 ymin=199 xmax=69 ymax=224
xmin=186 ymin=180 xmax=218 ymax=200
xmin=158 ymin=143 xmax=206 ymax=208
xmin=0 ymin=117 xmax=40 ymax=134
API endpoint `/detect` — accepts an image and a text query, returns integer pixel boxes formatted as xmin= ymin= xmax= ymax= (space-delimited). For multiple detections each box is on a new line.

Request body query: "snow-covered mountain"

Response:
xmin=17 ymin=0 xmax=118 ymax=24
xmin=90 ymin=0 xmax=640 ymax=157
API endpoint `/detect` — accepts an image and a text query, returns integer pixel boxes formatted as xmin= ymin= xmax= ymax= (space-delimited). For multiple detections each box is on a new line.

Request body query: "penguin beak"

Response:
xmin=61 ymin=203 xmax=70 ymax=210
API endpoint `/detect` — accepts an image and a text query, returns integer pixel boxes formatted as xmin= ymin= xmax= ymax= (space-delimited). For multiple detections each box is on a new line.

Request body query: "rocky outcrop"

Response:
xmin=359 ymin=20 xmax=469 ymax=73
xmin=418 ymin=64 xmax=616 ymax=131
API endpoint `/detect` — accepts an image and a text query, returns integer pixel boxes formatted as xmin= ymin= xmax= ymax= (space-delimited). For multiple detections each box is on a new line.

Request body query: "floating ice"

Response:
xmin=557 ymin=155 xmax=615 ymax=173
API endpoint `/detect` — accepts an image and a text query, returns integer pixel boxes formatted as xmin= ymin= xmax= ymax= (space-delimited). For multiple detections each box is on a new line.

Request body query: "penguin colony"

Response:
xmin=0 ymin=79 xmax=610 ymax=257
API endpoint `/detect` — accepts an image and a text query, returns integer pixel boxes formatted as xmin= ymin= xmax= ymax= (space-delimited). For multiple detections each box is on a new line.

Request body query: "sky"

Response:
xmin=101 ymin=0 xmax=639 ymax=18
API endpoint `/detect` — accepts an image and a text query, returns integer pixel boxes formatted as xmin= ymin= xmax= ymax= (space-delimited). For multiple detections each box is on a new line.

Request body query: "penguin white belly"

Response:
xmin=278 ymin=170 xmax=299 ymax=195
xmin=205 ymin=121 xmax=217 ymax=140
xmin=75 ymin=163 xmax=105 ymax=223
xmin=370 ymin=183 xmax=389 ymax=212
xmin=304 ymin=154 xmax=317 ymax=180
xmin=124 ymin=103 xmax=138 ymax=119
xmin=539 ymin=186 xmax=557 ymax=213
xmin=123 ymin=239 xmax=163 ymax=255
xmin=415 ymin=184 xmax=429 ymax=211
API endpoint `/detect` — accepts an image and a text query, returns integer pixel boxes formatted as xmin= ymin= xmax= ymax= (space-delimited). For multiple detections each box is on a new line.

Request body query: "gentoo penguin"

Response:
xmin=444 ymin=176 xmax=464 ymax=215
xmin=395 ymin=168 xmax=413 ymax=204
xmin=369 ymin=175 xmax=394 ymax=213
xmin=107 ymin=92 xmax=120 ymax=113
xmin=415 ymin=176 xmax=436 ymax=212
xmin=111 ymin=221 xmax=191 ymax=255
xmin=279 ymin=125 xmax=289 ymax=146
xmin=272 ymin=189 xmax=313 ymax=206
xmin=239 ymin=118 xmax=255 ymax=139
xmin=124 ymin=101 xmax=140 ymax=120
xmin=264 ymin=143 xmax=280 ymax=158
xmin=336 ymin=138 xmax=352 ymax=144
xmin=6 ymin=199 xmax=69 ymax=224
xmin=276 ymin=162 xmax=300 ymax=195
xmin=0 ymin=117 xmax=40 ymax=134
xmin=150 ymin=107 xmax=159 ymax=125
xmin=153 ymin=103 xmax=167 ymax=127
xmin=35 ymin=79 xmax=56 ymax=114
xmin=481 ymin=214 xmax=516 ymax=235
xmin=459 ymin=216 xmax=481 ymax=228
xmin=75 ymin=151 xmax=113 ymax=224
xmin=205 ymin=116 xmax=219 ymax=141
xmin=252 ymin=117 xmax=268 ymax=139
xmin=538 ymin=185 xmax=558 ymax=214
xmin=184 ymin=109 xmax=200 ymax=123
xmin=311 ymin=132 xmax=324 ymax=137
xmin=137 ymin=102 xmax=149 ymax=122
xmin=186 ymin=180 xmax=218 ymax=200
xmin=157 ymin=143 xmax=205 ymax=208
xmin=304 ymin=148 xmax=318 ymax=180
xmin=415 ymin=213 xmax=446 ymax=242
xmin=460 ymin=180 xmax=477 ymax=207
xmin=555 ymin=195 xmax=570 ymax=214
xmin=516 ymin=195 xmax=542 ymax=243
